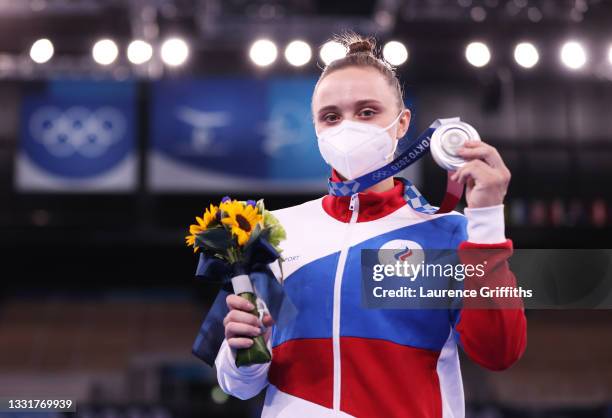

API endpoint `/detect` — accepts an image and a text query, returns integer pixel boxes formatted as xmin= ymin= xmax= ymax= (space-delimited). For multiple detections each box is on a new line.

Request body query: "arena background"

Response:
xmin=0 ymin=0 xmax=611 ymax=417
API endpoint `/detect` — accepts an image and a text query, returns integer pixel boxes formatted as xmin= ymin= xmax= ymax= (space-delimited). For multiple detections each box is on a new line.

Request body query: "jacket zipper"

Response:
xmin=332 ymin=193 xmax=360 ymax=411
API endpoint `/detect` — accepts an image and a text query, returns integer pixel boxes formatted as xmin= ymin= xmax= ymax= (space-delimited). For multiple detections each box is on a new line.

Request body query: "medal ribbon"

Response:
xmin=327 ymin=117 xmax=464 ymax=214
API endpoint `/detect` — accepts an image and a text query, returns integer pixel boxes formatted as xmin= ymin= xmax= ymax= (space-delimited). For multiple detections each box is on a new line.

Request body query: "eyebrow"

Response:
xmin=316 ymin=99 xmax=384 ymax=116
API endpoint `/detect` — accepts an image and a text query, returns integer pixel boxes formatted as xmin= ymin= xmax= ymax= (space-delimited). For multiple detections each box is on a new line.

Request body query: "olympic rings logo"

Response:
xmin=372 ymin=170 xmax=391 ymax=181
xmin=28 ymin=106 xmax=126 ymax=158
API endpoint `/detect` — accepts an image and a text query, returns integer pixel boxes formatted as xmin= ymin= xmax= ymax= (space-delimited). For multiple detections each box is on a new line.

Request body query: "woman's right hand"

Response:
xmin=224 ymin=294 xmax=275 ymax=349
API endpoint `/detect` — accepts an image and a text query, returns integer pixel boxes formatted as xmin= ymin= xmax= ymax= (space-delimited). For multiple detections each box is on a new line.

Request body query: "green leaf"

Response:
xmin=263 ymin=210 xmax=280 ymax=228
xmin=236 ymin=334 xmax=272 ymax=366
xmin=268 ymin=223 xmax=286 ymax=247
xmin=195 ymin=227 xmax=233 ymax=252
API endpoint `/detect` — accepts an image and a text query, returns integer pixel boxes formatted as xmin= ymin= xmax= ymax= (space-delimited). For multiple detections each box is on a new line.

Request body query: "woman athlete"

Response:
xmin=215 ymin=33 xmax=527 ymax=418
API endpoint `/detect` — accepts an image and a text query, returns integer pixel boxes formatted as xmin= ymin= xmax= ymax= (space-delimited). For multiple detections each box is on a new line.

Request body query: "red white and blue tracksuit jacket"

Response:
xmin=215 ymin=173 xmax=527 ymax=418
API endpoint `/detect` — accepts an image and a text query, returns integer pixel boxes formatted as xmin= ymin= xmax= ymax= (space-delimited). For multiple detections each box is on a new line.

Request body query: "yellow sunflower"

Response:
xmin=185 ymin=204 xmax=219 ymax=252
xmin=220 ymin=200 xmax=263 ymax=246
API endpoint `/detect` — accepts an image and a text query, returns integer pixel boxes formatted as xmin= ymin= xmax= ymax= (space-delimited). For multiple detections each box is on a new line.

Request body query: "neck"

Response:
xmin=364 ymin=177 xmax=395 ymax=193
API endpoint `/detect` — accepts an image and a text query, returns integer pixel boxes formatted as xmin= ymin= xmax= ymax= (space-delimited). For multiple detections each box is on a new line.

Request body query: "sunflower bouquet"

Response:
xmin=185 ymin=196 xmax=286 ymax=367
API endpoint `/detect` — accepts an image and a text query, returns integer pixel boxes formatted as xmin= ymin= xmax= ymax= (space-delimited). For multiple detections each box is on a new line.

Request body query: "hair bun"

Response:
xmin=347 ymin=39 xmax=374 ymax=55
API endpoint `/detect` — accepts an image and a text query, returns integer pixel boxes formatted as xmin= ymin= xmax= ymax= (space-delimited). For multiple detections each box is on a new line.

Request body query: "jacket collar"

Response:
xmin=321 ymin=168 xmax=407 ymax=223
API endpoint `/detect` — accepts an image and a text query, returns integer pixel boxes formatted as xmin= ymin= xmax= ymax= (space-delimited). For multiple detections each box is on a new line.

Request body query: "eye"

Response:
xmin=323 ymin=113 xmax=340 ymax=123
xmin=359 ymin=108 xmax=377 ymax=118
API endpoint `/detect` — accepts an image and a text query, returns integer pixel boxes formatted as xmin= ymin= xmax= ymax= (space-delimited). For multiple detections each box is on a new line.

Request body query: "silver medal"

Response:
xmin=430 ymin=120 xmax=481 ymax=171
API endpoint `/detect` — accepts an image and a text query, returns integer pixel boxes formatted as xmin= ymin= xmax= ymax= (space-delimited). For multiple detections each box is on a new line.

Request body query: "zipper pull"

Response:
xmin=349 ymin=193 xmax=359 ymax=211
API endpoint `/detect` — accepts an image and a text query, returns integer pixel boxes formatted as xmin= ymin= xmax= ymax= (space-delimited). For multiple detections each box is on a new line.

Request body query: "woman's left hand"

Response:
xmin=450 ymin=141 xmax=511 ymax=208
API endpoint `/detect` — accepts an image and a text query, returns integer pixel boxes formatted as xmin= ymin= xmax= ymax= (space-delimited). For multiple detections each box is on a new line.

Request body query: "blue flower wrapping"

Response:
xmin=191 ymin=235 xmax=298 ymax=368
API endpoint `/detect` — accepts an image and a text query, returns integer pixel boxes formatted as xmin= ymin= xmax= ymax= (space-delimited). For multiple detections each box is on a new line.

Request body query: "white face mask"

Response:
xmin=316 ymin=111 xmax=403 ymax=180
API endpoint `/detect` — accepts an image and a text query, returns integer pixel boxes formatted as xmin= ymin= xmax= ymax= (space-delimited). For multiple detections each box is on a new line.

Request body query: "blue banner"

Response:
xmin=15 ymin=80 xmax=137 ymax=192
xmin=148 ymin=77 xmax=330 ymax=193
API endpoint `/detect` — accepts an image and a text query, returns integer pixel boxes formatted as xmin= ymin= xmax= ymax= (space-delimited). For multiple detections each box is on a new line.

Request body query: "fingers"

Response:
xmin=451 ymin=159 xmax=510 ymax=198
xmin=227 ymin=337 xmax=255 ymax=349
xmin=452 ymin=142 xmax=511 ymax=186
xmin=456 ymin=141 xmax=505 ymax=169
xmin=224 ymin=294 xmax=277 ymax=350
xmin=226 ymin=294 xmax=255 ymax=311
xmin=451 ymin=159 xmax=508 ymax=189
xmin=223 ymin=308 xmax=261 ymax=328
xmin=225 ymin=321 xmax=262 ymax=339
xmin=451 ymin=159 xmax=494 ymax=184
xmin=231 ymin=328 xmax=272 ymax=348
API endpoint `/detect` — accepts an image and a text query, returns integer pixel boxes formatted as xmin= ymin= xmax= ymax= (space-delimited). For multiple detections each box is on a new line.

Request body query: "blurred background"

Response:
xmin=0 ymin=0 xmax=611 ymax=417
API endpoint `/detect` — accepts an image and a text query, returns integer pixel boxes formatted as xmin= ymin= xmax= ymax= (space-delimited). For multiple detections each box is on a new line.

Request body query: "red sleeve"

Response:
xmin=453 ymin=239 xmax=527 ymax=371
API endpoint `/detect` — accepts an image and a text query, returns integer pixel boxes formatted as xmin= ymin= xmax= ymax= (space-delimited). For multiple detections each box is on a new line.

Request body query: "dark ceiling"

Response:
xmin=0 ymin=0 xmax=610 ymax=80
